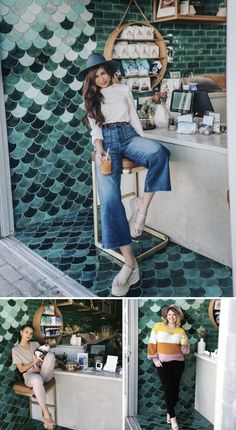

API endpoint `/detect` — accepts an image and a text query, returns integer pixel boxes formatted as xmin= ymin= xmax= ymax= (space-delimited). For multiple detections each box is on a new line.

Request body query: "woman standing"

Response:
xmin=147 ymin=305 xmax=190 ymax=430
xmin=78 ymin=53 xmax=171 ymax=296
xmin=12 ymin=324 xmax=56 ymax=430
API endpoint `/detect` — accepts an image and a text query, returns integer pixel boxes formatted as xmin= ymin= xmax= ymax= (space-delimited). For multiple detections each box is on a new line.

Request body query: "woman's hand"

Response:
xmin=96 ymin=148 xmax=107 ymax=167
xmin=94 ymin=139 xmax=107 ymax=167
xmin=33 ymin=356 xmax=41 ymax=366
xmin=154 ymin=359 xmax=163 ymax=367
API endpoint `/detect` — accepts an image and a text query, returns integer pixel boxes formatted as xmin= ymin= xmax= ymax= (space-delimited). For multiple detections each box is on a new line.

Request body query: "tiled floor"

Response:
xmin=23 ymin=419 xmax=69 ymax=430
xmin=16 ymin=209 xmax=233 ymax=297
xmin=137 ymin=410 xmax=213 ymax=430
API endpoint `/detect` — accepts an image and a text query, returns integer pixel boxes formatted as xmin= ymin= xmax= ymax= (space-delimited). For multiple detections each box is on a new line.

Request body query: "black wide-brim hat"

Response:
xmin=78 ymin=53 xmax=118 ymax=81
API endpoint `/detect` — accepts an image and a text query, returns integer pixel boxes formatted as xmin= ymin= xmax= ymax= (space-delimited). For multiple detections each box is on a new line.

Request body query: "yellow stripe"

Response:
xmin=154 ymin=322 xmax=183 ymax=334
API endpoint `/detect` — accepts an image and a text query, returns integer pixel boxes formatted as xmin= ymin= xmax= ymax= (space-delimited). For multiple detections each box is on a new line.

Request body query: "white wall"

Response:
xmin=0 ymin=68 xmax=14 ymax=237
xmin=214 ymin=299 xmax=236 ymax=430
xmin=227 ymin=0 xmax=236 ymax=292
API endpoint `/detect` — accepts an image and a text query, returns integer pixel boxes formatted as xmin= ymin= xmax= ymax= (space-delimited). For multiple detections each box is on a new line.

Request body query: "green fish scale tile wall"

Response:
xmin=1 ymin=0 xmax=96 ymax=228
xmin=0 ymin=299 xmax=30 ymax=430
xmin=0 ymin=0 xmax=226 ymax=231
xmin=138 ymin=299 xmax=218 ymax=416
xmin=0 ymin=299 xmax=69 ymax=429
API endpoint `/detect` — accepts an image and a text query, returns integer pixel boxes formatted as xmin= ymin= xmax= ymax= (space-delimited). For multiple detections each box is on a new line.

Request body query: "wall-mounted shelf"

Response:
xmin=33 ymin=304 xmax=64 ymax=345
xmin=208 ymin=299 xmax=220 ymax=330
xmin=104 ymin=21 xmax=168 ymax=91
xmin=56 ymin=299 xmax=116 ymax=318
xmin=153 ymin=1 xmax=226 ymax=24
xmin=153 ymin=14 xmax=226 ymax=24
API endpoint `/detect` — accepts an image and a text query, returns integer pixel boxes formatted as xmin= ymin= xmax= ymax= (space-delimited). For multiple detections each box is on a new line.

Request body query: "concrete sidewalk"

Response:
xmin=0 ymin=236 xmax=94 ymax=297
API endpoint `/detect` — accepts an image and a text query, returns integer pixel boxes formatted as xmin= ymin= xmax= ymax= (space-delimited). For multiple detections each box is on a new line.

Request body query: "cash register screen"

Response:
xmin=170 ymin=89 xmax=214 ymax=117
xmin=170 ymin=90 xmax=193 ymax=114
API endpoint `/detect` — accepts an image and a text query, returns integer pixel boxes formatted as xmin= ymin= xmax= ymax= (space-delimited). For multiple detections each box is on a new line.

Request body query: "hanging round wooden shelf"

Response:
xmin=33 ymin=304 xmax=64 ymax=345
xmin=103 ymin=21 xmax=168 ymax=91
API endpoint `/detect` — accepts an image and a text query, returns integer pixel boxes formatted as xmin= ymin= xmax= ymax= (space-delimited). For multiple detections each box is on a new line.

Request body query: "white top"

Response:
xmin=88 ymin=83 xmax=144 ymax=144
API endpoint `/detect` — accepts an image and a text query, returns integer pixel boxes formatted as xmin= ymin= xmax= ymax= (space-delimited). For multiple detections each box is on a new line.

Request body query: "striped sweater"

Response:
xmin=147 ymin=322 xmax=190 ymax=362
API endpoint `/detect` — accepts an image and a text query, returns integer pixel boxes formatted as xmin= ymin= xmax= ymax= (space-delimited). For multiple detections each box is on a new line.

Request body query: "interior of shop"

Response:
xmin=0 ymin=0 xmax=231 ymax=297
xmin=0 ymin=299 xmax=122 ymax=430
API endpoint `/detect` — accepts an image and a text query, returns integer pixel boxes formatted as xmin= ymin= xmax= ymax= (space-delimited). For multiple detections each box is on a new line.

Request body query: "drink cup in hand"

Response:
xmin=100 ymin=153 xmax=112 ymax=175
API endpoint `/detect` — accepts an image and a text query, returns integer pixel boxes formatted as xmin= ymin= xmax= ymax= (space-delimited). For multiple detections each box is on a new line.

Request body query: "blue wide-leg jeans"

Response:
xmin=95 ymin=123 xmax=171 ymax=249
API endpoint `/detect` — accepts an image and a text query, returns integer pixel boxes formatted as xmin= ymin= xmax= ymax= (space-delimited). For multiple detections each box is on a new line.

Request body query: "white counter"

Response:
xmin=53 ymin=368 xmax=122 ymax=430
xmin=144 ymin=128 xmax=227 ymax=154
xmin=137 ymin=129 xmax=231 ymax=266
xmin=194 ymin=353 xmax=217 ymax=424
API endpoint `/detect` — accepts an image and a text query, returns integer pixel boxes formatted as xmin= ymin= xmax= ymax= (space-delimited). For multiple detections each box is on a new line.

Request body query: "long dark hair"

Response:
xmin=82 ymin=64 xmax=114 ymax=126
xmin=18 ymin=323 xmax=34 ymax=341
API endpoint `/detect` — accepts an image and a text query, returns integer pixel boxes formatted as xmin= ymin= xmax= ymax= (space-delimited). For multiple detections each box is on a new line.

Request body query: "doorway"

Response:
xmin=125 ymin=299 xmax=224 ymax=430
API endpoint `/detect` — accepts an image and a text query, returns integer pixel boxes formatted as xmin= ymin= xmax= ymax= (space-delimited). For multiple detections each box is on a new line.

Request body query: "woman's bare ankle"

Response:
xmin=125 ymin=257 xmax=137 ymax=270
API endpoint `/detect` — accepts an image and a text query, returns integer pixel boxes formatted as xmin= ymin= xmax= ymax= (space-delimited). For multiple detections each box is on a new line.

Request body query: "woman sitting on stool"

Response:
xmin=12 ymin=324 xmax=55 ymax=430
xmin=78 ymin=53 xmax=171 ymax=296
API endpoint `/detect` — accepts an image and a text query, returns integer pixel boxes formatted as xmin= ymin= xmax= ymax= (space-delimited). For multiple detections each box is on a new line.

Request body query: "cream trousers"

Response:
xmin=24 ymin=352 xmax=55 ymax=407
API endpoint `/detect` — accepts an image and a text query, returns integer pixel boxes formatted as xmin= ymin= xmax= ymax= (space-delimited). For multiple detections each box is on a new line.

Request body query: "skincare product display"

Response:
xmin=77 ymin=352 xmax=88 ymax=370
xmin=177 ymin=114 xmax=197 ymax=134
xmin=197 ymin=338 xmax=206 ymax=355
xmin=205 ymin=111 xmax=221 ymax=133
xmin=120 ymin=25 xmax=154 ymax=40
xmin=199 ymin=115 xmax=214 ymax=135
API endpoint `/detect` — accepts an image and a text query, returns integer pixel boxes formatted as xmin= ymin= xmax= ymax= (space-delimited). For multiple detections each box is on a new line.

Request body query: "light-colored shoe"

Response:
xmin=167 ymin=413 xmax=171 ymax=424
xmin=42 ymin=413 xmax=55 ymax=429
xmin=170 ymin=417 xmax=179 ymax=430
xmin=111 ymin=260 xmax=140 ymax=296
xmin=129 ymin=198 xmax=147 ymax=238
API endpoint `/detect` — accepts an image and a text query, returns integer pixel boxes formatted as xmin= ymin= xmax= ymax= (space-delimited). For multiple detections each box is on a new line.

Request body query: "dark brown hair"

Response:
xmin=82 ymin=64 xmax=114 ymax=126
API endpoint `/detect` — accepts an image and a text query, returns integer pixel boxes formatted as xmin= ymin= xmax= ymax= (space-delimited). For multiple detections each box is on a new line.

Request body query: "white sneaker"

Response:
xmin=170 ymin=417 xmax=179 ymax=430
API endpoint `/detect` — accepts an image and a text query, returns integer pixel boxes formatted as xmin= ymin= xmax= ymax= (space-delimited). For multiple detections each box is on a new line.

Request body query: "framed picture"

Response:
xmin=156 ymin=0 xmax=177 ymax=18
xmin=179 ymin=0 xmax=189 ymax=15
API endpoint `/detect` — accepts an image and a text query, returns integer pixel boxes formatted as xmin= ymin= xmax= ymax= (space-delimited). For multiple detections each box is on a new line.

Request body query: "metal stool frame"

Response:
xmin=92 ymin=157 xmax=168 ymax=263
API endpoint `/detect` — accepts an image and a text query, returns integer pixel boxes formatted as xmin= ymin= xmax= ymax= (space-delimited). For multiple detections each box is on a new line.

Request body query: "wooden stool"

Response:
xmin=13 ymin=378 xmax=56 ymax=423
xmin=91 ymin=154 xmax=168 ymax=262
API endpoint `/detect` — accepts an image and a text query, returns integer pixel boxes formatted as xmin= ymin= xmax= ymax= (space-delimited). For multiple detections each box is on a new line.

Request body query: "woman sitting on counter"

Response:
xmin=12 ymin=324 xmax=56 ymax=430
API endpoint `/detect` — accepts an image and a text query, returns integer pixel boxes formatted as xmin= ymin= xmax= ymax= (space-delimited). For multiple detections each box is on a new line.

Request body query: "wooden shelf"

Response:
xmin=80 ymin=333 xmax=121 ymax=346
xmin=104 ymin=21 xmax=168 ymax=91
xmin=116 ymin=38 xmax=160 ymax=41
xmin=153 ymin=1 xmax=226 ymax=24
xmin=153 ymin=14 xmax=226 ymax=24
xmin=57 ymin=300 xmax=116 ymax=318
xmin=113 ymin=57 xmax=164 ymax=61
xmin=33 ymin=304 xmax=64 ymax=345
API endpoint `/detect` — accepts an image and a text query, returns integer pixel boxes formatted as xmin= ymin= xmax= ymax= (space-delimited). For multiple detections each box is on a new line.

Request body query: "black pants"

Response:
xmin=155 ymin=360 xmax=185 ymax=418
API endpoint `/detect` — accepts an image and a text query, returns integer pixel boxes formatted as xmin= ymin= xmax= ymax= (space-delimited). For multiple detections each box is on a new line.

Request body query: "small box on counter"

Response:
xmin=199 ymin=115 xmax=214 ymax=135
xmin=177 ymin=114 xmax=197 ymax=134
xmin=205 ymin=111 xmax=220 ymax=134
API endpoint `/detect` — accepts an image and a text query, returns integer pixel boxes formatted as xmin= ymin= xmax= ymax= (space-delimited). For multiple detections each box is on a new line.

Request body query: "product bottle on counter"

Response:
xmin=197 ymin=338 xmax=206 ymax=355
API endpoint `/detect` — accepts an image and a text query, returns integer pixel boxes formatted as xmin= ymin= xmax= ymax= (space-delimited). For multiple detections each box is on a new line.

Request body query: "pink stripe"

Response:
xmin=158 ymin=353 xmax=184 ymax=362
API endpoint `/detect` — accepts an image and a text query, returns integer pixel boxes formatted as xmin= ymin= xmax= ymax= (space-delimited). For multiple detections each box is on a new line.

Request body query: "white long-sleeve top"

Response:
xmin=88 ymin=83 xmax=144 ymax=144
